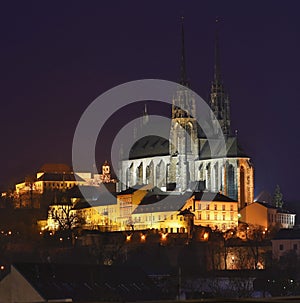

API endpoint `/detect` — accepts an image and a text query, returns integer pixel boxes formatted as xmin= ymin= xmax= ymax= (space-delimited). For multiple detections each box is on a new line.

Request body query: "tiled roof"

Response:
xmin=193 ymin=191 xmax=237 ymax=202
xmin=133 ymin=192 xmax=192 ymax=214
xmin=37 ymin=173 xmax=85 ymax=182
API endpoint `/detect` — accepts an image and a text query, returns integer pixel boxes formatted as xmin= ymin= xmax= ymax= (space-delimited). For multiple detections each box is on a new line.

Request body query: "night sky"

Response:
xmin=0 ymin=1 xmax=299 ymax=203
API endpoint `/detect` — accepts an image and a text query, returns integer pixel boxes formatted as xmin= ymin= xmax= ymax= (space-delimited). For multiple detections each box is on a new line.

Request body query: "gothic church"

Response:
xmin=118 ymin=21 xmax=254 ymax=209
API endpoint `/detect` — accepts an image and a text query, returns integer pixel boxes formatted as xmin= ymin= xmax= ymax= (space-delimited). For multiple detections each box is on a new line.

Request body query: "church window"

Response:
xmin=207 ymin=214 xmax=210 ymax=220
xmin=171 ymin=215 xmax=173 ymax=220
xmin=214 ymin=163 xmax=219 ymax=191
xmin=214 ymin=204 xmax=217 ymax=210
xmin=206 ymin=164 xmax=211 ymax=191
xmin=206 ymin=204 xmax=210 ymax=210
xmin=230 ymin=205 xmax=233 ymax=211
xmin=240 ymin=166 xmax=246 ymax=207
xmin=222 ymin=205 xmax=225 ymax=211
xmin=226 ymin=164 xmax=235 ymax=200
xmin=198 ymin=212 xmax=201 ymax=220
xmin=186 ymin=122 xmax=193 ymax=153
xmin=136 ymin=163 xmax=143 ymax=185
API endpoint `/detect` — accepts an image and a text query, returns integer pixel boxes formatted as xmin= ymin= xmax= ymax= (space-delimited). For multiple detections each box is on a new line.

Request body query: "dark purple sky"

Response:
xmin=0 ymin=1 xmax=299 ymax=202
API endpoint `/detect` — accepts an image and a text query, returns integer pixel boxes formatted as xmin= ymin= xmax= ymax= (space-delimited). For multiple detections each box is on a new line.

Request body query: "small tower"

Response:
xmin=210 ymin=18 xmax=231 ymax=136
xmin=101 ymin=161 xmax=111 ymax=183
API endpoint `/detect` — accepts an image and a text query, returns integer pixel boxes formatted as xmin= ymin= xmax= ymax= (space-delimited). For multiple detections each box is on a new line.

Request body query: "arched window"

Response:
xmin=129 ymin=163 xmax=134 ymax=187
xmin=198 ymin=164 xmax=203 ymax=181
xmin=226 ymin=164 xmax=235 ymax=200
xmin=214 ymin=163 xmax=219 ymax=192
xmin=156 ymin=160 xmax=166 ymax=187
xmin=146 ymin=161 xmax=154 ymax=185
xmin=206 ymin=163 xmax=211 ymax=191
xmin=240 ymin=166 xmax=246 ymax=207
xmin=136 ymin=163 xmax=143 ymax=185
xmin=186 ymin=122 xmax=193 ymax=153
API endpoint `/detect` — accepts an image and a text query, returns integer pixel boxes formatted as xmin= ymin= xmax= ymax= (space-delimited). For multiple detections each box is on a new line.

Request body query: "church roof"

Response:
xmin=199 ymin=136 xmax=249 ymax=159
xmin=129 ymin=135 xmax=169 ymax=160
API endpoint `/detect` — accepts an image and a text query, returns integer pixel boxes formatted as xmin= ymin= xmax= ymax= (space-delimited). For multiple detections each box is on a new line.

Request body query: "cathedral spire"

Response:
xmin=180 ymin=16 xmax=189 ymax=87
xmin=210 ymin=17 xmax=231 ymax=136
xmin=214 ymin=17 xmax=221 ymax=85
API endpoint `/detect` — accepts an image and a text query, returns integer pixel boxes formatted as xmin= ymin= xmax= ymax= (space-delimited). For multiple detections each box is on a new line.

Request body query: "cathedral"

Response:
xmin=118 ymin=20 xmax=254 ymax=209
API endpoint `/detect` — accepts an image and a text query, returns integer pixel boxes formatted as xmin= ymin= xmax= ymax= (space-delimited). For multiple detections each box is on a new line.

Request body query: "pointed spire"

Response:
xmin=210 ymin=17 xmax=231 ymax=136
xmin=214 ymin=17 xmax=221 ymax=85
xmin=180 ymin=16 xmax=189 ymax=87
xmin=143 ymin=103 xmax=149 ymax=125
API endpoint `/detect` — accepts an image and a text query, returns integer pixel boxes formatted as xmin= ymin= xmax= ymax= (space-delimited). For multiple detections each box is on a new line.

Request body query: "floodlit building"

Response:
xmin=118 ymin=19 xmax=254 ymax=210
xmin=239 ymin=201 xmax=296 ymax=230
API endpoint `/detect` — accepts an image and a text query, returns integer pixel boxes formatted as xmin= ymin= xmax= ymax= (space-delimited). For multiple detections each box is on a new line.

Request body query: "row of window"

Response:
xmin=196 ymin=212 xmax=234 ymax=221
xmin=196 ymin=203 xmax=235 ymax=211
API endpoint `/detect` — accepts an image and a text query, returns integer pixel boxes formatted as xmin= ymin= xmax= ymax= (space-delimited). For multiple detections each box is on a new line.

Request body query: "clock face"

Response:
xmin=103 ymin=166 xmax=110 ymax=173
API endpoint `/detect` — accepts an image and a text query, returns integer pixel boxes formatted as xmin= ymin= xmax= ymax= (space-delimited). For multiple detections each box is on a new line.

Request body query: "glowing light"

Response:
xmin=140 ymin=234 xmax=146 ymax=242
xmin=203 ymin=232 xmax=209 ymax=240
xmin=59 ymin=237 xmax=63 ymax=242
xmin=161 ymin=233 xmax=168 ymax=241
xmin=126 ymin=234 xmax=132 ymax=242
xmin=0 ymin=265 xmax=4 ymax=270
xmin=8 ymin=231 xmax=12 ymax=235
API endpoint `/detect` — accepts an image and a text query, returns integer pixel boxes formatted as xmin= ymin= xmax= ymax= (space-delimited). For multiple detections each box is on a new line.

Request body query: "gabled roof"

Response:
xmin=248 ymin=201 xmax=295 ymax=214
xmin=132 ymin=192 xmax=192 ymax=214
xmin=39 ymin=163 xmax=72 ymax=173
xmin=37 ymin=173 xmax=85 ymax=182
xmin=12 ymin=263 xmax=161 ymax=302
xmin=117 ymin=185 xmax=145 ymax=195
xmin=129 ymin=135 xmax=169 ymax=160
xmin=193 ymin=191 xmax=237 ymax=203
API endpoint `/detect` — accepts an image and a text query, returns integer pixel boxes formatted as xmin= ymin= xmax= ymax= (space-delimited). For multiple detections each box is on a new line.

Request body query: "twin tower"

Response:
xmin=119 ymin=19 xmax=254 ymax=209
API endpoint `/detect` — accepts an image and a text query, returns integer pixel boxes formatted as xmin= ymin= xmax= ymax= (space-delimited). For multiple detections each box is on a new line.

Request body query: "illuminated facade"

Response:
xmin=239 ymin=201 xmax=296 ymax=230
xmin=45 ymin=185 xmax=238 ymax=233
xmin=118 ymin=21 xmax=254 ymax=209
xmin=15 ymin=164 xmax=86 ymax=195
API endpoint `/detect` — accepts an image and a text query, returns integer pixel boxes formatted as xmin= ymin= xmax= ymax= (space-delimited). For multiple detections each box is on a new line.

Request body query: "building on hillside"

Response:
xmin=185 ymin=191 xmax=238 ymax=231
xmin=118 ymin=20 xmax=254 ymax=209
xmin=15 ymin=163 xmax=86 ymax=195
xmin=271 ymin=229 xmax=300 ymax=260
xmin=239 ymin=201 xmax=296 ymax=230
xmin=45 ymin=183 xmax=238 ymax=233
